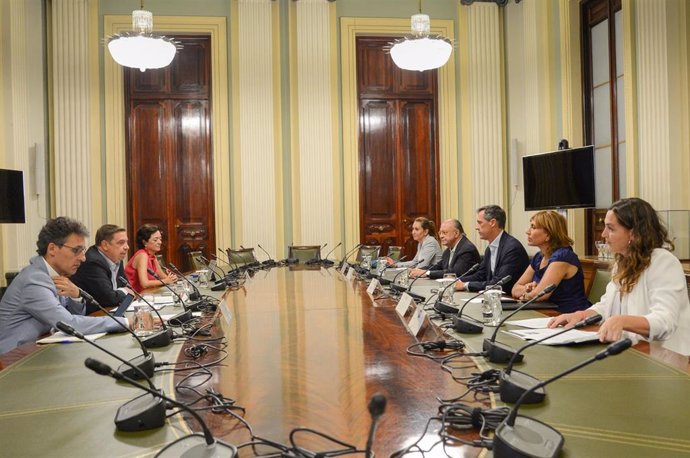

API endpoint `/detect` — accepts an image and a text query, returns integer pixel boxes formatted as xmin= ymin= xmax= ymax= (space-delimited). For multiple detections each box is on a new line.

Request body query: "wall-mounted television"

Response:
xmin=523 ymin=146 xmax=595 ymax=211
xmin=0 ymin=169 xmax=26 ymax=223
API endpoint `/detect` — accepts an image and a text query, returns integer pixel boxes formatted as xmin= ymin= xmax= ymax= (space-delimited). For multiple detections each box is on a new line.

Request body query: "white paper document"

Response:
xmin=503 ymin=328 xmax=599 ymax=345
xmin=507 ymin=317 xmax=553 ymax=329
xmin=38 ymin=331 xmax=107 ymax=344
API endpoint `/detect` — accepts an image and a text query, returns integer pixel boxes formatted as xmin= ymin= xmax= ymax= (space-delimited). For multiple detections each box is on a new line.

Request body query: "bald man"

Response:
xmin=410 ymin=219 xmax=480 ymax=279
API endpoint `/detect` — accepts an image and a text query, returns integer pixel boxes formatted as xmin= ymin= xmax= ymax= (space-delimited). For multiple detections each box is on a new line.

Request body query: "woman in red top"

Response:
xmin=125 ymin=224 xmax=178 ymax=292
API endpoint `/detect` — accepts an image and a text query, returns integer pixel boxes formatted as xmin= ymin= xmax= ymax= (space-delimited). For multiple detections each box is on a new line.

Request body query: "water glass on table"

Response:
xmin=441 ymin=273 xmax=457 ymax=303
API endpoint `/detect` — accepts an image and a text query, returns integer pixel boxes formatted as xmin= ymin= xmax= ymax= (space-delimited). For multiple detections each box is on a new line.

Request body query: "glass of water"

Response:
xmin=482 ymin=288 xmax=503 ymax=326
xmin=441 ymin=273 xmax=457 ymax=303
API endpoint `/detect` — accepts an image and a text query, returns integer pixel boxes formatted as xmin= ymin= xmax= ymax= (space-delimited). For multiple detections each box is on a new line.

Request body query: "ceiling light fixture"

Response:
xmin=107 ymin=2 xmax=180 ymax=72
xmin=389 ymin=1 xmax=452 ymax=72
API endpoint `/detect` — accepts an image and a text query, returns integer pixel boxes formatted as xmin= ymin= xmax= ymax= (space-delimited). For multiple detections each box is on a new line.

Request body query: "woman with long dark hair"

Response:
xmin=549 ymin=198 xmax=690 ymax=355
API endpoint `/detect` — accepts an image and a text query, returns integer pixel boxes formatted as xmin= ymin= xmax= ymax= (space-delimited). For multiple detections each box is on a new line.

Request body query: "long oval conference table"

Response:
xmin=1 ymin=264 xmax=690 ymax=457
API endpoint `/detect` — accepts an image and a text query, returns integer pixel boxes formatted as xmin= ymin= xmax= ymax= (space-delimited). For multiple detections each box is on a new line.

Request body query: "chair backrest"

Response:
xmin=356 ymin=245 xmax=381 ymax=262
xmin=580 ymin=258 xmax=598 ymax=298
xmin=227 ymin=248 xmax=257 ymax=266
xmin=386 ymin=246 xmax=403 ymax=261
xmin=288 ymin=245 xmax=321 ymax=263
xmin=188 ymin=250 xmax=207 ymax=271
xmin=587 ymin=268 xmax=611 ymax=304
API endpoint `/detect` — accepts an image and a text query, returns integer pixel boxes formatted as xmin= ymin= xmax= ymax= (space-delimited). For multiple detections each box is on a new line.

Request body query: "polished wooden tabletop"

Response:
xmin=174 ymin=267 xmax=479 ymax=456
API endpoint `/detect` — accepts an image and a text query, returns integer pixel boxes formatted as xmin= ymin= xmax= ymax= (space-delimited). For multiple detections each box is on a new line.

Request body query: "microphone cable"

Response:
xmin=406 ymin=339 xmax=465 ymax=362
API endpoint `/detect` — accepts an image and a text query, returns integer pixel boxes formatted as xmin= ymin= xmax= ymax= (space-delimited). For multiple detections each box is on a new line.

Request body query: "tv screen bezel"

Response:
xmin=0 ymin=168 xmax=26 ymax=224
xmin=522 ymin=146 xmax=595 ymax=211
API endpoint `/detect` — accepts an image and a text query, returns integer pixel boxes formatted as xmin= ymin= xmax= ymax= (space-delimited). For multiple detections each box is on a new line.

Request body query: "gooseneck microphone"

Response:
xmin=321 ymin=242 xmax=342 ymax=266
xmin=499 ymin=314 xmax=602 ymax=404
xmin=493 ymin=338 xmax=632 ymax=458
xmin=306 ymin=243 xmax=329 ymax=265
xmin=167 ymin=263 xmax=201 ymax=301
xmin=482 ymin=284 xmax=557 ymax=363
xmin=119 ymin=276 xmax=177 ymax=343
xmin=389 ymin=259 xmax=423 ymax=293
xmin=199 ymin=255 xmax=226 ymax=279
xmin=256 ymin=244 xmax=277 ymax=266
xmin=57 ymin=323 xmax=166 ymax=432
xmin=340 ymin=243 xmax=362 ymax=268
xmin=434 ymin=263 xmax=480 ymax=314
xmin=377 ymin=256 xmax=408 ymax=285
xmin=451 ymin=275 xmax=512 ymax=334
xmin=84 ymin=358 xmax=237 ymax=457
xmin=78 ymin=289 xmax=155 ymax=379
xmin=365 ymin=394 xmax=387 ymax=458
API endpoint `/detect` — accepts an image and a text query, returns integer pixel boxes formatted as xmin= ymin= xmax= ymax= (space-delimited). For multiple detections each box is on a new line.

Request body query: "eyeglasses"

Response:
xmin=60 ymin=244 xmax=87 ymax=255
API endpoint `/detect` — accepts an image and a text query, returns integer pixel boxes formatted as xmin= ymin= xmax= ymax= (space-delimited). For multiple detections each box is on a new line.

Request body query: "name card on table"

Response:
xmin=396 ymin=293 xmax=414 ymax=317
xmin=366 ymin=278 xmax=380 ymax=295
xmin=340 ymin=263 xmax=348 ymax=275
xmin=346 ymin=267 xmax=355 ymax=281
xmin=407 ymin=304 xmax=428 ymax=336
xmin=218 ymin=301 xmax=233 ymax=326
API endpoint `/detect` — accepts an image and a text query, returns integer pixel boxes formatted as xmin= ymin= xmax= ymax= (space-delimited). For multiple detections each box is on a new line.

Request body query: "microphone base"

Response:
xmin=406 ymin=290 xmax=425 ymax=302
xmin=378 ymin=277 xmax=391 ymax=286
xmin=115 ymin=393 xmax=166 ymax=432
xmin=434 ymin=300 xmax=458 ymax=315
xmin=168 ymin=309 xmax=193 ymax=326
xmin=118 ymin=353 xmax=155 ymax=380
xmin=155 ymin=433 xmax=237 ymax=458
xmin=483 ymin=338 xmax=523 ymax=364
xmin=499 ymin=369 xmax=546 ymax=404
xmin=210 ymin=282 xmax=227 ymax=292
xmin=452 ymin=316 xmax=484 ymax=334
xmin=141 ymin=328 xmax=173 ymax=349
xmin=494 ymin=416 xmax=563 ymax=458
xmin=390 ymin=283 xmax=407 ymax=293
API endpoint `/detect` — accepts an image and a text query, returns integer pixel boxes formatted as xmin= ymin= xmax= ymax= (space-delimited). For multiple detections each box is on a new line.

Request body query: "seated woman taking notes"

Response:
xmin=387 ymin=217 xmax=443 ymax=269
xmin=124 ymin=224 xmax=178 ymax=293
xmin=549 ymin=198 xmax=690 ymax=355
xmin=511 ymin=210 xmax=590 ymax=313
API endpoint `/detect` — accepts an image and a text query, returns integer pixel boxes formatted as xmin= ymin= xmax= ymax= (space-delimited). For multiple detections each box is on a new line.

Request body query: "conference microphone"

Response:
xmin=147 ymin=268 xmax=203 ymax=314
xmin=215 ymin=249 xmax=241 ymax=275
xmin=377 ymin=256 xmax=408 ymax=285
xmin=321 ymin=242 xmax=342 ymax=266
xmin=365 ymin=394 xmax=386 ymax=458
xmin=339 ymin=243 xmax=362 ymax=268
xmin=305 ymin=243 xmax=328 ymax=264
xmin=499 ymin=314 xmax=603 ymax=404
xmin=402 ymin=266 xmax=433 ymax=302
xmin=256 ymin=244 xmax=277 ymax=266
xmin=389 ymin=259 xmax=423 ymax=294
xmin=493 ymin=338 xmax=632 ymax=458
xmin=84 ymin=358 xmax=237 ymax=457
xmin=119 ymin=276 xmax=179 ymax=342
xmin=434 ymin=263 xmax=480 ymax=314
xmin=199 ymin=255 xmax=227 ymax=280
xmin=56 ymin=323 xmax=166 ymax=432
xmin=482 ymin=284 xmax=557 ymax=363
xmin=167 ymin=263 xmax=201 ymax=301
xmin=78 ymin=289 xmax=155 ymax=379
xmin=451 ymin=275 xmax=512 ymax=334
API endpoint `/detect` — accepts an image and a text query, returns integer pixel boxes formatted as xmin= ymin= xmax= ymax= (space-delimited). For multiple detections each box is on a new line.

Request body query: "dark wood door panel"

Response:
xmin=397 ymin=67 xmax=435 ymax=95
xmin=171 ymin=37 xmax=210 ymax=95
xmin=356 ymin=37 xmax=396 ymax=97
xmin=401 ymin=100 xmax=436 ymax=218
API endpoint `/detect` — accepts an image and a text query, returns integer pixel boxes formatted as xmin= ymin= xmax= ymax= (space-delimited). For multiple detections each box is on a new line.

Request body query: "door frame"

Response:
xmin=104 ymin=16 xmax=231 ymax=253
xmin=340 ymin=17 xmax=458 ymax=251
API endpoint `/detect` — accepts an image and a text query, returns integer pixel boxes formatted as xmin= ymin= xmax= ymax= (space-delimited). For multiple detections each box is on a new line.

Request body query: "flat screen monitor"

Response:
xmin=523 ymin=146 xmax=595 ymax=211
xmin=0 ymin=169 xmax=26 ymax=223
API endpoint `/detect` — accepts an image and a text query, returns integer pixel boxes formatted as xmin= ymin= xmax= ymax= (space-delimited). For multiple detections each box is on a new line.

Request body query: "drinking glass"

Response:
xmin=133 ymin=305 xmax=155 ymax=337
xmin=595 ymin=240 xmax=605 ymax=259
xmin=441 ymin=273 xmax=457 ymax=303
xmin=482 ymin=288 xmax=503 ymax=326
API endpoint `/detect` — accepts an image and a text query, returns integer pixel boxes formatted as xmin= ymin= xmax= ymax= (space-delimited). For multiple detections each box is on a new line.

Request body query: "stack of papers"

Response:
xmin=126 ymin=296 xmax=174 ymax=311
xmin=504 ymin=317 xmax=599 ymax=345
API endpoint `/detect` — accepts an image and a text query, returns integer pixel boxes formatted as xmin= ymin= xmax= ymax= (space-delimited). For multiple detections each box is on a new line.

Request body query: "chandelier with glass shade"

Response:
xmin=389 ymin=1 xmax=452 ymax=72
xmin=107 ymin=2 xmax=180 ymax=72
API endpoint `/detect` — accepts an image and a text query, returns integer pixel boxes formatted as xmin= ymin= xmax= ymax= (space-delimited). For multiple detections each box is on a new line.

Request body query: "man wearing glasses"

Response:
xmin=71 ymin=224 xmax=132 ymax=314
xmin=0 ymin=217 xmax=129 ymax=354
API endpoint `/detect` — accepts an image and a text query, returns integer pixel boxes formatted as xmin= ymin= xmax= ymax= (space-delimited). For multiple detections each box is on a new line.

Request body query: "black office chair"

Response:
xmin=288 ymin=245 xmax=321 ymax=263
xmin=355 ymin=245 xmax=381 ymax=262
xmin=227 ymin=247 xmax=258 ymax=267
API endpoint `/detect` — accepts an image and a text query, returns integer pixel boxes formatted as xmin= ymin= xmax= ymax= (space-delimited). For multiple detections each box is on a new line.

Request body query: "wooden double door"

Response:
xmin=357 ymin=37 xmax=440 ymax=258
xmin=125 ymin=36 xmax=214 ymax=272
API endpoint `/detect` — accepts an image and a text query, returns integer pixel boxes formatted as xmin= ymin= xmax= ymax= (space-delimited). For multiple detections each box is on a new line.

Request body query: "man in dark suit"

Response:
xmin=0 ymin=217 xmax=128 ymax=354
xmin=71 ymin=224 xmax=131 ymax=314
xmin=410 ymin=219 xmax=481 ymax=279
xmin=455 ymin=205 xmax=529 ymax=293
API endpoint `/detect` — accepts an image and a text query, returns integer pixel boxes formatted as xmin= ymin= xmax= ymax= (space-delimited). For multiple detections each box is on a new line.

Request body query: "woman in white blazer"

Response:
xmin=549 ymin=198 xmax=690 ymax=355
xmin=387 ymin=217 xmax=443 ymax=269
